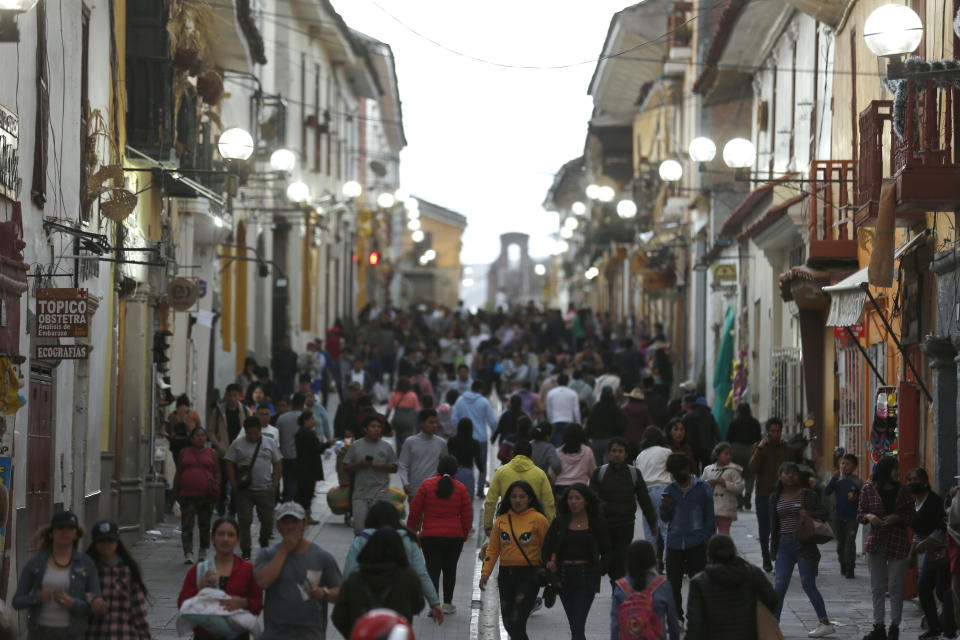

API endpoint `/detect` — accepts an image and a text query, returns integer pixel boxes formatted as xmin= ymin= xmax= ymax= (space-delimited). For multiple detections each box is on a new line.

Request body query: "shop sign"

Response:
xmin=168 ymin=278 xmax=198 ymax=311
xmin=712 ymin=263 xmax=737 ymax=282
xmin=36 ymin=344 xmax=89 ymax=360
xmin=0 ymin=104 xmax=18 ymax=201
xmin=36 ymin=288 xmax=89 ymax=338
xmin=834 ymin=323 xmax=864 ymax=339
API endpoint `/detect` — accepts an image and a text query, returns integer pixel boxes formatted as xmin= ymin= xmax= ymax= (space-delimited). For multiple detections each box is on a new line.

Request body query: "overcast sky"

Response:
xmin=330 ymin=0 xmax=632 ymax=264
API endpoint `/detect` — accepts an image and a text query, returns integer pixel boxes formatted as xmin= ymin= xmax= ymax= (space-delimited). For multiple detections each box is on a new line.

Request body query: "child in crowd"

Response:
xmin=824 ymin=452 xmax=862 ymax=578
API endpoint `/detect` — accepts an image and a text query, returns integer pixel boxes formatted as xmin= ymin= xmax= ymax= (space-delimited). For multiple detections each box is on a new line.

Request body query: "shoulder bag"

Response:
xmin=797 ymin=490 xmax=834 ymax=544
xmin=235 ymin=437 xmax=262 ymax=491
xmin=507 ymin=514 xmax=549 ymax=586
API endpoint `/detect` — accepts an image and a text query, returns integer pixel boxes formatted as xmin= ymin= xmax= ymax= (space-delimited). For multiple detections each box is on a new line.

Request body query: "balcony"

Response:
xmin=807 ymin=160 xmax=858 ymax=265
xmin=857 ymin=80 xmax=960 ymax=225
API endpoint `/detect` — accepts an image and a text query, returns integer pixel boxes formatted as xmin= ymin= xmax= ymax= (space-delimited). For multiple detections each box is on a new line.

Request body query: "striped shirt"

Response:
xmin=778 ymin=493 xmax=803 ymax=535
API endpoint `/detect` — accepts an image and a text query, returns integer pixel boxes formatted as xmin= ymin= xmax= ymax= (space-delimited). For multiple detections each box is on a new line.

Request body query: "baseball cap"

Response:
xmin=50 ymin=511 xmax=79 ymax=529
xmin=92 ymin=520 xmax=119 ymax=542
xmin=276 ymin=502 xmax=306 ymax=522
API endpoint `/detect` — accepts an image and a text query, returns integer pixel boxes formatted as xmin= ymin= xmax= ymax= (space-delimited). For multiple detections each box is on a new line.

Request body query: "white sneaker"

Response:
xmin=808 ymin=623 xmax=835 ymax=637
xmin=197 ymin=550 xmax=206 ymax=561
xmin=183 ymin=552 xmax=194 ymax=565
xmin=442 ymin=603 xmax=456 ymax=615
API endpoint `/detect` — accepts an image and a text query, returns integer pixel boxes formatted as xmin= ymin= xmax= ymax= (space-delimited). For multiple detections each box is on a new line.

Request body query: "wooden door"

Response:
xmin=26 ymin=373 xmax=53 ymax=540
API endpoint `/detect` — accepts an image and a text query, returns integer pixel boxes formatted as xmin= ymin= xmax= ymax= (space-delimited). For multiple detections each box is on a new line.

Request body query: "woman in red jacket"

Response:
xmin=407 ymin=455 xmax=472 ymax=616
xmin=178 ymin=518 xmax=262 ymax=639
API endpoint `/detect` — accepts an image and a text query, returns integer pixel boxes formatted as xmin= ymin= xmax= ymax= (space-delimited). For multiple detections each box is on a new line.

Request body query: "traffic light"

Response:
xmin=153 ymin=330 xmax=171 ymax=375
xmin=367 ymin=250 xmax=380 ymax=266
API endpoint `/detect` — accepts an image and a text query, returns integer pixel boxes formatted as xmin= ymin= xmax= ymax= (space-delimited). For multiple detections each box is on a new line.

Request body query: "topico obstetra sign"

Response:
xmin=36 ymin=288 xmax=89 ymax=338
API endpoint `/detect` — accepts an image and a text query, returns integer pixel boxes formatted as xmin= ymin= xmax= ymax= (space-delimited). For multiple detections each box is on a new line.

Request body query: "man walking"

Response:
xmin=483 ymin=440 xmax=556 ymax=533
xmin=271 ymin=336 xmax=299 ymax=399
xmin=255 ymin=502 xmax=342 ymax=639
xmin=225 ymin=416 xmax=283 ymax=560
xmin=208 ymin=383 xmax=252 ymax=514
xmin=748 ymin=417 xmax=799 ymax=572
xmin=342 ymin=415 xmax=398 ymax=533
xmin=276 ymin=393 xmax=306 ymax=503
xmin=399 ymin=409 xmax=448 ymax=499
xmin=545 ymin=373 xmax=580 ymax=446
xmin=451 ymin=380 xmax=497 ymax=495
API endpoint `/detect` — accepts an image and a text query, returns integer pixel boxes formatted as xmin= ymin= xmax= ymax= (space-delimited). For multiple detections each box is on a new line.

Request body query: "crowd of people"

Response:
xmin=16 ymin=303 xmax=960 ymax=640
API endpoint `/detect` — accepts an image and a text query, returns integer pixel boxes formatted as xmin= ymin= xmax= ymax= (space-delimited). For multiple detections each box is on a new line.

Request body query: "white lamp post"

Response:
xmin=218 ymin=128 xmax=255 ymax=161
xmin=864 ymin=4 xmax=923 ymax=57
xmin=286 ymin=181 xmax=310 ymax=203
xmin=571 ymin=201 xmax=587 ymax=216
xmin=617 ymin=199 xmax=638 ymax=219
xmin=269 ymin=148 xmax=296 ymax=173
xmin=722 ymin=138 xmax=756 ymax=169
xmin=688 ymin=137 xmax=717 ymax=163
xmin=342 ymin=180 xmax=362 ymax=198
xmin=659 ymin=159 xmax=683 ymax=182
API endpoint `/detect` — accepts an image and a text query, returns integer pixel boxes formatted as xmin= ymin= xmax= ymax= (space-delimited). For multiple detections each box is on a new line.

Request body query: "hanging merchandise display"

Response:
xmin=0 ymin=359 xmax=23 ymax=415
xmin=870 ymin=386 xmax=899 ymax=463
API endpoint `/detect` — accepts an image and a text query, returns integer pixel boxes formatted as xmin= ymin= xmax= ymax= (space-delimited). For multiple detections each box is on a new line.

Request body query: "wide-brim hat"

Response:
xmin=624 ymin=388 xmax=646 ymax=401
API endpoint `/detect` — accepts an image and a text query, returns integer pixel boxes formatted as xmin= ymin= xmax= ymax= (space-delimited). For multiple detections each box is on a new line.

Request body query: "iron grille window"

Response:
xmin=770 ymin=347 xmax=802 ymax=433
xmin=125 ymin=0 xmax=172 ymax=159
xmin=838 ymin=346 xmax=865 ymax=461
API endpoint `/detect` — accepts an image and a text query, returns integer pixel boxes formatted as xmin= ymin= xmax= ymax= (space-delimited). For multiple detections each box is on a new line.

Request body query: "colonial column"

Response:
xmin=922 ymin=335 xmax=957 ymax=493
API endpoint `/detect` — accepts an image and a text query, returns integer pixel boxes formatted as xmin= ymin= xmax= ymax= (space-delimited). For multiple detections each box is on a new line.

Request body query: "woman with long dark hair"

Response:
xmin=857 ymin=455 xmax=912 ymax=640
xmin=407 ymin=455 xmax=472 ymax=615
xmin=907 ymin=466 xmax=949 ymax=640
xmin=541 ymin=483 xmax=609 ymax=640
xmin=387 ymin=376 xmax=421 ymax=450
xmin=664 ymin=418 xmax=696 ymax=471
xmin=611 ymin=539 xmax=679 ymax=639
xmin=480 ymin=480 xmax=550 ymax=640
xmin=177 ymin=517 xmax=262 ymax=640
xmin=770 ymin=461 xmax=834 ymax=637
xmin=554 ymin=424 xmax=596 ymax=499
xmin=447 ymin=418 xmax=484 ymax=497
xmin=84 ymin=521 xmax=150 ymax=639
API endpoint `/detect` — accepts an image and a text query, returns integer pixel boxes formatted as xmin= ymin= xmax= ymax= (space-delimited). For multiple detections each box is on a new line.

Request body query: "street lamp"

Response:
xmin=585 ymin=266 xmax=599 ymax=280
xmin=534 ymin=264 xmax=546 ymax=276
xmin=342 ymin=180 xmax=362 ymax=198
xmin=424 ymin=249 xmax=437 ymax=261
xmin=286 ymin=181 xmax=310 ymax=203
xmin=863 ymin=4 xmax=922 ymax=57
xmin=405 ymin=197 xmax=419 ymax=212
xmin=0 ymin=0 xmax=39 ymax=42
xmin=560 ymin=226 xmax=574 ymax=239
xmin=722 ymin=138 xmax=756 ymax=169
xmin=407 ymin=209 xmax=420 ymax=220
xmin=394 ymin=188 xmax=409 ymax=202
xmin=585 ymin=184 xmax=601 ymax=200
xmin=411 ymin=229 xmax=425 ymax=243
xmin=688 ymin=137 xmax=717 ymax=163
xmin=462 ymin=278 xmax=474 ymax=287
xmin=269 ymin=148 xmax=297 ymax=173
xmin=218 ymin=128 xmax=255 ymax=161
xmin=571 ymin=201 xmax=587 ymax=216
xmin=563 ymin=217 xmax=579 ymax=230
xmin=597 ymin=185 xmax=616 ymax=202
xmin=377 ymin=192 xmax=396 ymax=208
xmin=553 ymin=240 xmax=569 ymax=254
xmin=616 ymin=199 xmax=638 ymax=219
xmin=407 ymin=219 xmax=421 ymax=231
xmin=658 ymin=160 xmax=683 ymax=182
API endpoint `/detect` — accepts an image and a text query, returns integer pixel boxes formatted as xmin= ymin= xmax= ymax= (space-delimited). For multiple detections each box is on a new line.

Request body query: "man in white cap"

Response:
xmin=255 ymin=502 xmax=343 ymax=640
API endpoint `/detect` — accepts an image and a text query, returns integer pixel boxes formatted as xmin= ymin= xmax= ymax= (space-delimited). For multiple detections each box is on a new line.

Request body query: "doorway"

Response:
xmin=26 ymin=368 xmax=54 ymax=541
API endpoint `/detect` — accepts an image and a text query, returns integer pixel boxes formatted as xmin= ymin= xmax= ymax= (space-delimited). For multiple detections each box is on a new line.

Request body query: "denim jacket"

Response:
xmin=659 ymin=477 xmax=715 ymax=550
xmin=12 ymin=550 xmax=101 ymax=634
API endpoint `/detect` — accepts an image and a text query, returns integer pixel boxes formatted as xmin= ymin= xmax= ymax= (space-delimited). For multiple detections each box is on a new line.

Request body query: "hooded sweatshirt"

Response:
xmin=554 ymin=444 xmax=597 ymax=486
xmin=484 ymin=455 xmax=556 ymax=529
xmin=685 ymin=558 xmax=777 ymax=640
xmin=451 ymin=391 xmax=498 ymax=442
xmin=331 ymin=561 xmax=425 ymax=637
xmin=482 ymin=507 xmax=550 ymax=576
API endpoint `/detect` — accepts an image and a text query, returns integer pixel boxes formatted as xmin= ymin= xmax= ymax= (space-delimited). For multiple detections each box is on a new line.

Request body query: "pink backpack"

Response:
xmin=616 ymin=575 xmax=667 ymax=640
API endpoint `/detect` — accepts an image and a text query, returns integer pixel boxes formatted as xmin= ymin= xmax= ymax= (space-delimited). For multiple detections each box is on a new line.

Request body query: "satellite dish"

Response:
xmin=369 ymin=161 xmax=387 ymax=177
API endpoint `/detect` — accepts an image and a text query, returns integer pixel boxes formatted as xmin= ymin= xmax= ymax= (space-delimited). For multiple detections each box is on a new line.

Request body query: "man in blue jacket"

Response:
xmin=451 ymin=380 xmax=497 ymax=496
xmin=659 ymin=452 xmax=715 ymax=624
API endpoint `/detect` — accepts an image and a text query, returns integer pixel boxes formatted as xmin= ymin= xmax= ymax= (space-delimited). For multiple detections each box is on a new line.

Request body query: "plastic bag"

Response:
xmin=173 ymin=501 xmax=182 ymax=519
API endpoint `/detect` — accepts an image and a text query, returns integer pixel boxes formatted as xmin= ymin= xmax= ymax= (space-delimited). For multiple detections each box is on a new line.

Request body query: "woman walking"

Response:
xmin=554 ymin=424 xmax=596 ymax=499
xmin=447 ymin=418 xmax=484 ymax=497
xmin=610 ymin=539 xmax=679 ymax=640
xmin=12 ymin=511 xmax=101 ymax=640
xmin=635 ymin=426 xmax=673 ymax=571
xmin=908 ymin=467 xmax=949 ymax=640
xmin=173 ymin=426 xmax=220 ymax=564
xmin=685 ymin=534 xmax=778 ymax=640
xmin=480 ymin=480 xmax=551 ymax=640
xmin=387 ymin=376 xmax=421 ymax=451
xmin=178 ymin=517 xmax=263 ymax=639
xmin=84 ymin=521 xmax=150 ymax=639
xmin=407 ymin=456 xmax=472 ymax=615
xmin=664 ymin=418 xmax=696 ymax=471
xmin=541 ymin=483 xmax=609 ymax=640
xmin=770 ymin=461 xmax=835 ymax=637
xmin=857 ymin=455 xmax=913 ymax=640
xmin=294 ymin=410 xmax=331 ymax=523
xmin=701 ymin=442 xmax=744 ymax=535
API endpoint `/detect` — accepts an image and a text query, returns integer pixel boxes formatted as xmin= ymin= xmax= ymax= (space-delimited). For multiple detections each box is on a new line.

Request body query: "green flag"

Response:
xmin=713 ymin=304 xmax=736 ymax=437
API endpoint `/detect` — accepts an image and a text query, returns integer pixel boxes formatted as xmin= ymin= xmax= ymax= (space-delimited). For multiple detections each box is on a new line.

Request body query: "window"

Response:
xmin=125 ymin=0 xmax=172 ymax=158
xmin=770 ymin=347 xmax=802 ymax=433
xmin=838 ymin=345 xmax=865 ymax=461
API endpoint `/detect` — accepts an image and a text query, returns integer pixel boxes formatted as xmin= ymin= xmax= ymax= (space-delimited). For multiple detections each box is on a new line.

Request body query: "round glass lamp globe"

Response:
xmin=864 ymin=4 xmax=923 ymax=57
xmin=723 ymin=138 xmax=756 ymax=169
xmin=560 ymin=226 xmax=574 ymax=239
xmin=342 ymin=180 xmax=362 ymax=198
xmin=659 ymin=160 xmax=683 ymax=182
xmin=534 ymin=264 xmax=546 ymax=276
xmin=424 ymin=249 xmax=437 ymax=260
xmin=597 ymin=185 xmax=616 ymax=202
xmin=269 ymin=149 xmax=296 ymax=172
xmin=462 ymin=278 xmax=474 ymax=287
xmin=553 ymin=239 xmax=569 ymax=254
xmin=564 ymin=217 xmax=579 ymax=230
xmin=394 ymin=188 xmax=409 ymax=202
xmin=585 ymin=267 xmax=599 ymax=280
xmin=405 ymin=198 xmax=419 ymax=212
xmin=585 ymin=184 xmax=601 ymax=200
xmin=688 ymin=137 xmax=717 ymax=163
xmin=218 ymin=128 xmax=254 ymax=161
xmin=407 ymin=218 xmax=421 ymax=231
xmin=407 ymin=209 xmax=420 ymax=220
xmin=286 ymin=181 xmax=310 ymax=203
xmin=377 ymin=192 xmax=396 ymax=208
xmin=411 ymin=229 xmax=425 ymax=243
xmin=571 ymin=201 xmax=587 ymax=216
xmin=617 ymin=200 xmax=638 ymax=219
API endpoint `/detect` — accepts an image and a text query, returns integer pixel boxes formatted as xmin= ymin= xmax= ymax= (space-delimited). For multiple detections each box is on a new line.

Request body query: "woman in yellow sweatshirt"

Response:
xmin=480 ymin=480 xmax=550 ymax=640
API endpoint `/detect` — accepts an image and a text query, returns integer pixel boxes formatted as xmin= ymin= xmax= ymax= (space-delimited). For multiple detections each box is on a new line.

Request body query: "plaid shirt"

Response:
xmin=85 ymin=562 xmax=151 ymax=640
xmin=857 ymin=481 xmax=912 ymax=558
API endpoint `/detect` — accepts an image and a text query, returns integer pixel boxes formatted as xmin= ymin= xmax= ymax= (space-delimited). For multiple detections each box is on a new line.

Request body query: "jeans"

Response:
xmin=559 ymin=563 xmax=595 ymax=640
xmin=833 ymin=519 xmax=858 ymax=574
xmin=456 ymin=466 xmax=475 ymax=498
xmin=352 ymin=497 xmax=385 ymax=534
xmin=180 ymin=496 xmax=215 ymax=554
xmin=476 ymin=440 xmax=488 ymax=488
xmin=498 ymin=565 xmax=540 ymax=639
xmin=774 ymin=534 xmax=828 ymax=622
xmin=866 ymin=551 xmax=908 ymax=625
xmin=607 ymin=522 xmax=635 ymax=585
xmin=918 ymin=563 xmax=950 ymax=632
xmin=755 ymin=494 xmax=772 ymax=560
xmin=281 ymin=458 xmax=298 ymax=503
xmin=421 ymin=537 xmax=465 ymax=603
xmin=551 ymin=422 xmax=570 ymax=447
xmin=590 ymin=439 xmax=610 ymax=466
xmin=665 ymin=543 xmax=706 ymax=620
xmin=235 ymin=489 xmax=275 ymax=556
xmin=742 ymin=467 xmax=756 ymax=505
xmin=29 ymin=628 xmax=79 ymax=640
xmin=644 ymin=485 xmax=668 ymax=571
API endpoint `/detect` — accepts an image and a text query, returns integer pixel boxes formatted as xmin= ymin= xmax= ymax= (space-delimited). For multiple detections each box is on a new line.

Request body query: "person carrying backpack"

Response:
xmin=610 ymin=539 xmax=679 ymax=640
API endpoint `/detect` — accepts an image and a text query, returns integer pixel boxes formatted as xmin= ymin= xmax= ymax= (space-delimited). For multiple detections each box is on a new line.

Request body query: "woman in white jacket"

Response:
xmin=701 ymin=442 xmax=744 ymax=535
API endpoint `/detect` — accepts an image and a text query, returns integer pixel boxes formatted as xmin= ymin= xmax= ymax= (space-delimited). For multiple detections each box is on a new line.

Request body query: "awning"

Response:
xmin=822 ymin=267 xmax=868 ymax=327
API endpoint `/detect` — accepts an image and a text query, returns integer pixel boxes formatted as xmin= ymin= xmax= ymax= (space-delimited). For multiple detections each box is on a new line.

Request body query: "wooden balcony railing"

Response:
xmin=808 ymin=160 xmax=858 ymax=264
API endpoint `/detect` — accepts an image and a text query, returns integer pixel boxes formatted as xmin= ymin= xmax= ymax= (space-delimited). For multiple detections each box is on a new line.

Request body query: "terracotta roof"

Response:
xmin=692 ymin=0 xmax=749 ymax=95
xmin=738 ymin=192 xmax=807 ymax=241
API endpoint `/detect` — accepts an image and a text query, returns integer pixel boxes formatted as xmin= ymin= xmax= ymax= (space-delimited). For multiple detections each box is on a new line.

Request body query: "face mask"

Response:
xmin=907 ymin=481 xmax=926 ymax=494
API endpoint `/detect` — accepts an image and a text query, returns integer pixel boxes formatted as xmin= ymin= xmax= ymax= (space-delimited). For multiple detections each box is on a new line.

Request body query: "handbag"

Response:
xmin=235 ymin=437 xmax=262 ymax=491
xmin=797 ymin=491 xmax=834 ymax=545
xmin=507 ymin=514 xmax=549 ymax=586
xmin=745 ymin=566 xmax=784 ymax=640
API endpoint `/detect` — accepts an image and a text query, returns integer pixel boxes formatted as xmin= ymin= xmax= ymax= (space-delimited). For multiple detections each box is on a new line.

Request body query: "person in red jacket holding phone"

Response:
xmin=407 ymin=455 xmax=472 ymax=616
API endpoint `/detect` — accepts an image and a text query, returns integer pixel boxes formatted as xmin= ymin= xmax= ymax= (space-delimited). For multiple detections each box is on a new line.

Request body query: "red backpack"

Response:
xmin=616 ymin=575 xmax=667 ymax=640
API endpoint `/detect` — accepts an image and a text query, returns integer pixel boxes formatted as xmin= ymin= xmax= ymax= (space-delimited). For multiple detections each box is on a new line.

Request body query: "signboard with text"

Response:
xmin=36 ymin=344 xmax=89 ymax=360
xmin=0 ymin=104 xmax=18 ymax=201
xmin=834 ymin=324 xmax=864 ymax=339
xmin=36 ymin=288 xmax=89 ymax=337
